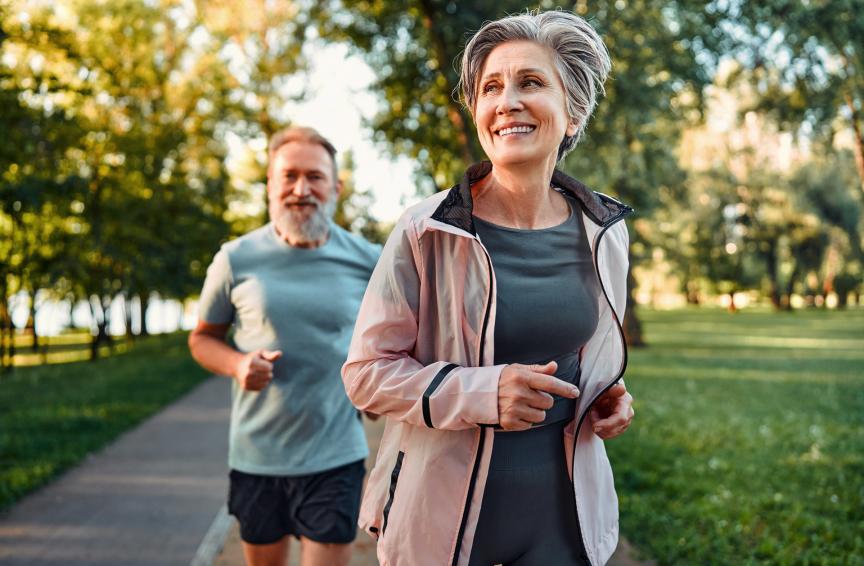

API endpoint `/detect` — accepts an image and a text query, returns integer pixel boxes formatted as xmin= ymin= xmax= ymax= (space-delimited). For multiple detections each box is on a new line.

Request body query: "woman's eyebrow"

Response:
xmin=481 ymin=68 xmax=549 ymax=82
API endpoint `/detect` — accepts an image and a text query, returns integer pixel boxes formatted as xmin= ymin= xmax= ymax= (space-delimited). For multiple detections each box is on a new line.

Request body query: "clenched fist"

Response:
xmin=589 ymin=382 xmax=634 ymax=439
xmin=233 ymin=349 xmax=282 ymax=391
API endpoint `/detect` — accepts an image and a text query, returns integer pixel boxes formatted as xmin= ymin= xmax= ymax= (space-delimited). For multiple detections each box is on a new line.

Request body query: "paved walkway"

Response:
xmin=0 ymin=376 xmax=232 ymax=565
xmin=0 ymin=374 xmax=652 ymax=566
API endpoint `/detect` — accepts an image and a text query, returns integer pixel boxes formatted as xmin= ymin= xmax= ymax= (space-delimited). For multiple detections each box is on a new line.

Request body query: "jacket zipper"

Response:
xmin=573 ymin=208 xmax=633 ymax=440
xmin=451 ymin=241 xmax=494 ymax=566
xmin=571 ymin=208 xmax=633 ymax=566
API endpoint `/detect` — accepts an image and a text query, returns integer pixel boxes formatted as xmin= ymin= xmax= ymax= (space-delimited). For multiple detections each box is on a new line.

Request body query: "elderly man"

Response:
xmin=189 ymin=126 xmax=380 ymax=566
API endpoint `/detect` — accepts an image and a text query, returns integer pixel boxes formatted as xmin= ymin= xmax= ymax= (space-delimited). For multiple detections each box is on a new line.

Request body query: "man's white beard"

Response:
xmin=273 ymin=197 xmax=336 ymax=246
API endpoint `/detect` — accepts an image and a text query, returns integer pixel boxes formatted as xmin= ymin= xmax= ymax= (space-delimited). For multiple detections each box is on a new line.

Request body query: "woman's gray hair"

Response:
xmin=458 ymin=10 xmax=611 ymax=160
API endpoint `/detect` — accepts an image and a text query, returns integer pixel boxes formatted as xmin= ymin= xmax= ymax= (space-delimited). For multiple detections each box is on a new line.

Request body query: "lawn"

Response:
xmin=608 ymin=307 xmax=864 ymax=565
xmin=0 ymin=333 xmax=208 ymax=511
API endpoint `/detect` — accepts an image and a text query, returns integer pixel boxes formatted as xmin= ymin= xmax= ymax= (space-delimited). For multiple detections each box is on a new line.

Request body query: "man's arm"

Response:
xmin=188 ymin=321 xmax=282 ymax=391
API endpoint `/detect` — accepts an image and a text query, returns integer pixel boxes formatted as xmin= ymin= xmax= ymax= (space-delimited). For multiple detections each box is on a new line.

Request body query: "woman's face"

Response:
xmin=474 ymin=40 xmax=577 ymax=169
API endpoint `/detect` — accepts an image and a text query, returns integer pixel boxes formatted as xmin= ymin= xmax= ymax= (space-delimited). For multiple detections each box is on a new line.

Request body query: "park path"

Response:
xmin=0 ymin=376 xmax=232 ymax=565
xmin=0 ymin=373 xmax=652 ymax=566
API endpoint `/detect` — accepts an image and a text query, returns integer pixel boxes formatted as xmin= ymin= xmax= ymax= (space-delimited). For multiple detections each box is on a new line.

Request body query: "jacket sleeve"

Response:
xmin=342 ymin=213 xmax=502 ymax=431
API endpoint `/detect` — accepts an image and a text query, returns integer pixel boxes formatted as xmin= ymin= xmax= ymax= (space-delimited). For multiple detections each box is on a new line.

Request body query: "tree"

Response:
xmin=4 ymin=0 xmax=235 ymax=356
xmin=314 ymin=0 xmax=724 ymax=345
xmin=725 ymin=0 xmax=864 ymax=195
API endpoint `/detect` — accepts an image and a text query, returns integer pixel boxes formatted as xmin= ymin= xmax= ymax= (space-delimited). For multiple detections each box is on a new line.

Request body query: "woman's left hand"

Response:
xmin=589 ymin=382 xmax=634 ymax=439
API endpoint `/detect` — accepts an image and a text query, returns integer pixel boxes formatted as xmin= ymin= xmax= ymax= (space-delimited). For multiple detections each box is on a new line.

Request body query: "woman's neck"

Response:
xmin=472 ymin=157 xmax=568 ymax=229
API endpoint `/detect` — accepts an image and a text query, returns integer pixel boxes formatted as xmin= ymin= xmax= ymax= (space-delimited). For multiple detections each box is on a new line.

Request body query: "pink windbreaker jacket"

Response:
xmin=342 ymin=162 xmax=633 ymax=566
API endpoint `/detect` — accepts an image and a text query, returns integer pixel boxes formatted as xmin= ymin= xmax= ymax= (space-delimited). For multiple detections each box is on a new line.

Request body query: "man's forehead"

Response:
xmin=271 ymin=141 xmax=334 ymax=170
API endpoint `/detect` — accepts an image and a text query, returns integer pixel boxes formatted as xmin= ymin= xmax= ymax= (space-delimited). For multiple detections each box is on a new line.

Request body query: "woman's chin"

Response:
xmin=489 ymin=149 xmax=556 ymax=169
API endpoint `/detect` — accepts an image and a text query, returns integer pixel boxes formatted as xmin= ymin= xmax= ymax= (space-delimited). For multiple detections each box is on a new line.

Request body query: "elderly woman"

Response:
xmin=343 ymin=10 xmax=634 ymax=566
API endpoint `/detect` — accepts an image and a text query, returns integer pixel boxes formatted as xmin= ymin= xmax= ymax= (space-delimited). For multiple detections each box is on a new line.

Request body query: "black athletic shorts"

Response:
xmin=227 ymin=459 xmax=365 ymax=545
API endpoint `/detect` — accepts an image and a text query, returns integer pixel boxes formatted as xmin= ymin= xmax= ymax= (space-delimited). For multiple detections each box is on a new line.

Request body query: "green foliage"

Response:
xmin=314 ymin=0 xmax=721 ymax=205
xmin=312 ymin=0 xmax=502 ymax=191
xmin=722 ymin=0 xmax=864 ymax=192
xmin=609 ymin=308 xmax=864 ymax=563
xmin=0 ymin=332 xmax=208 ymax=510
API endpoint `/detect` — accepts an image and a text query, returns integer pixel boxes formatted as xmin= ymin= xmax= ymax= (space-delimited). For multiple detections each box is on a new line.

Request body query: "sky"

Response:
xmin=261 ymin=42 xmax=421 ymax=224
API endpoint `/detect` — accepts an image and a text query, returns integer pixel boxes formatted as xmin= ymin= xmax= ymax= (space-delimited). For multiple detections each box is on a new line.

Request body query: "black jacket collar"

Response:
xmin=431 ymin=161 xmax=634 ymax=235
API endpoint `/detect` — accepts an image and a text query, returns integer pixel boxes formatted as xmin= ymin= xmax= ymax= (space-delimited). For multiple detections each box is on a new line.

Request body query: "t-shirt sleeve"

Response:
xmin=197 ymin=248 xmax=235 ymax=325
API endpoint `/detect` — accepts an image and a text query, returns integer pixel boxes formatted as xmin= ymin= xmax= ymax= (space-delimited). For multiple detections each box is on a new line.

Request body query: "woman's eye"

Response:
xmin=522 ymin=78 xmax=541 ymax=88
xmin=482 ymin=83 xmax=500 ymax=94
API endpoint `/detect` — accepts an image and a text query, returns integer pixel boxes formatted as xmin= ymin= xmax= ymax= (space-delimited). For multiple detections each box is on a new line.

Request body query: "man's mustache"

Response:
xmin=281 ymin=198 xmax=320 ymax=208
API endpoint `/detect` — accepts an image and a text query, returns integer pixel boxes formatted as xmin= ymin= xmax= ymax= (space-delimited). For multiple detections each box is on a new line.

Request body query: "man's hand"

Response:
xmin=497 ymin=361 xmax=580 ymax=431
xmin=234 ymin=349 xmax=283 ymax=391
xmin=590 ymin=382 xmax=634 ymax=439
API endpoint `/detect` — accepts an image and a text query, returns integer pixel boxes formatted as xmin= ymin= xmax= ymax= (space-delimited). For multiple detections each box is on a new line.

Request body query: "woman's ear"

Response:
xmin=566 ymin=117 xmax=579 ymax=137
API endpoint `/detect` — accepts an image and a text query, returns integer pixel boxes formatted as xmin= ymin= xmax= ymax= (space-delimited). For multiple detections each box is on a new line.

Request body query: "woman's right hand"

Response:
xmin=497 ymin=361 xmax=580 ymax=431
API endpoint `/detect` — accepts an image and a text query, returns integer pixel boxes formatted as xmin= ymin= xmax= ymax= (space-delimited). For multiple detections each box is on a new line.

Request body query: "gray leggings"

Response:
xmin=468 ymin=420 xmax=590 ymax=566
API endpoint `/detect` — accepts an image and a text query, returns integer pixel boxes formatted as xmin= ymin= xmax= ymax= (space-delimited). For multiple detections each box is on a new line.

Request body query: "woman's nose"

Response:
xmin=497 ymin=84 xmax=524 ymax=114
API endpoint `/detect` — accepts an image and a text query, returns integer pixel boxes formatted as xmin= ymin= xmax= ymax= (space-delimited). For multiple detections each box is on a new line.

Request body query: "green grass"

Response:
xmin=608 ymin=307 xmax=864 ymax=565
xmin=0 ymin=333 xmax=208 ymax=511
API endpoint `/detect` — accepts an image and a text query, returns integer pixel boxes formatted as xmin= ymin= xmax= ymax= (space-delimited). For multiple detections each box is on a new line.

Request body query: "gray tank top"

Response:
xmin=474 ymin=197 xmax=600 ymax=425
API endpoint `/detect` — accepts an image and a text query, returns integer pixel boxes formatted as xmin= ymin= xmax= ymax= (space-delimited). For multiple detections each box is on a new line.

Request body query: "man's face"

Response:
xmin=266 ymin=141 xmax=340 ymax=246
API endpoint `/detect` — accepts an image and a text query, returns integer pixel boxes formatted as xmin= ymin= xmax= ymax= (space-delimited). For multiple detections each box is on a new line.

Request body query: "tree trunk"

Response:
xmin=727 ymin=291 xmax=737 ymax=313
xmin=102 ymin=295 xmax=114 ymax=351
xmin=0 ymin=291 xmax=8 ymax=373
xmin=140 ymin=293 xmax=150 ymax=337
xmin=844 ymin=93 xmax=864 ymax=196
xmin=781 ymin=263 xmax=801 ymax=311
xmin=837 ymin=291 xmax=848 ymax=309
xmin=416 ymin=0 xmax=478 ymax=168
xmin=89 ymin=298 xmax=100 ymax=361
xmin=89 ymin=296 xmax=110 ymax=361
xmin=685 ymin=272 xmax=701 ymax=305
xmin=26 ymin=290 xmax=38 ymax=353
xmin=124 ymin=294 xmax=135 ymax=342
xmin=623 ymin=261 xmax=645 ymax=347
xmin=762 ymin=242 xmax=782 ymax=309
xmin=5 ymin=297 xmax=15 ymax=369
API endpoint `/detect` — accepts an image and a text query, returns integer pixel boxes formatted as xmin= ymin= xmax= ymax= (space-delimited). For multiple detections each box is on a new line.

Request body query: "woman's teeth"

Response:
xmin=498 ymin=126 xmax=535 ymax=137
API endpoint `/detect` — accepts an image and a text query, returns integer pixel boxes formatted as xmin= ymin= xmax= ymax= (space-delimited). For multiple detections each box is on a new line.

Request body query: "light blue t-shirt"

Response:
xmin=198 ymin=222 xmax=380 ymax=476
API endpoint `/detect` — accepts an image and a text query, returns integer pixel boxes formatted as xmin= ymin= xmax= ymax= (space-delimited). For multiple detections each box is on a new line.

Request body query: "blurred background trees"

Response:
xmin=1 ymin=0 xmax=862 ymax=368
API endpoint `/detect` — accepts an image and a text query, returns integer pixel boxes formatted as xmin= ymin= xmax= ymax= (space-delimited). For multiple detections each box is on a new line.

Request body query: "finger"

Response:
xmin=600 ymin=383 xmax=627 ymax=400
xmin=528 ymin=361 xmax=558 ymax=375
xmin=249 ymin=367 xmax=273 ymax=380
xmin=501 ymin=417 xmax=533 ymax=432
xmin=529 ymin=373 xmax=579 ymax=399
xmin=250 ymin=358 xmax=274 ymax=372
xmin=525 ymin=390 xmax=554 ymax=410
xmin=516 ymin=406 xmax=546 ymax=423
xmin=592 ymin=411 xmax=628 ymax=433
xmin=261 ymin=350 xmax=282 ymax=362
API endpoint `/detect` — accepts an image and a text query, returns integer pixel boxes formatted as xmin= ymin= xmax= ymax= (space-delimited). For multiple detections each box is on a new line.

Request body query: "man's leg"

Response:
xmin=228 ymin=470 xmax=291 ymax=566
xmin=299 ymin=538 xmax=351 ymax=566
xmin=241 ymin=536 xmax=290 ymax=566
xmin=292 ymin=461 xmax=365 ymax=566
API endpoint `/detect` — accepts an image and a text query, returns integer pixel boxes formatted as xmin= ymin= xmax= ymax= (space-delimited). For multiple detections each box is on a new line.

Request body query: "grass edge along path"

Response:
xmin=608 ymin=307 xmax=864 ymax=565
xmin=0 ymin=332 xmax=209 ymax=511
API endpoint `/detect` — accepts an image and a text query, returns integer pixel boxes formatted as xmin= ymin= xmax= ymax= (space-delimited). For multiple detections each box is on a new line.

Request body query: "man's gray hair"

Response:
xmin=268 ymin=126 xmax=339 ymax=179
xmin=458 ymin=10 xmax=611 ymax=160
